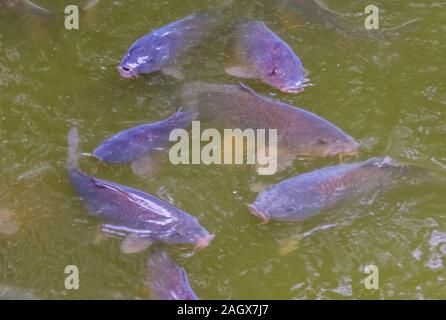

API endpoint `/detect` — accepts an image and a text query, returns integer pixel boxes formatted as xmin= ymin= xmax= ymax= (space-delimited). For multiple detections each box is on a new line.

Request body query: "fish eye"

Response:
xmin=271 ymin=68 xmax=278 ymax=75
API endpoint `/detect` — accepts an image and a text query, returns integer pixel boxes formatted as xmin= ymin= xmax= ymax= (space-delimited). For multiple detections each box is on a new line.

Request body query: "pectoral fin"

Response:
xmin=225 ymin=65 xmax=257 ymax=79
xmin=120 ymin=234 xmax=153 ymax=254
xmin=161 ymin=65 xmax=185 ymax=80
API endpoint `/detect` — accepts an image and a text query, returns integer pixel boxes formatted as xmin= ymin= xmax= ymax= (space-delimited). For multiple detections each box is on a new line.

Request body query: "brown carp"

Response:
xmin=180 ymin=82 xmax=358 ymax=170
xmin=226 ymin=20 xmax=307 ymax=93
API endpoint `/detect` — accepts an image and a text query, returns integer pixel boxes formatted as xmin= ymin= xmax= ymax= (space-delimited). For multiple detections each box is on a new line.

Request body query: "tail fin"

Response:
xmin=67 ymin=127 xmax=80 ymax=170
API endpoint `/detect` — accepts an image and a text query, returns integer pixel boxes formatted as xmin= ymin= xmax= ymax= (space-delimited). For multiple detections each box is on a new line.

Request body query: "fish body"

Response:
xmin=118 ymin=13 xmax=219 ymax=78
xmin=227 ymin=21 xmax=307 ymax=93
xmin=181 ymin=82 xmax=358 ymax=159
xmin=93 ymin=109 xmax=197 ymax=164
xmin=67 ymin=128 xmax=214 ymax=250
xmin=146 ymin=249 xmax=198 ymax=300
xmin=249 ymin=157 xmax=407 ymax=222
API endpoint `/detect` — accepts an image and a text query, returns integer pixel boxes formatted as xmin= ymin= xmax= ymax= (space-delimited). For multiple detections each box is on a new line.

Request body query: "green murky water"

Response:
xmin=0 ymin=0 xmax=445 ymax=299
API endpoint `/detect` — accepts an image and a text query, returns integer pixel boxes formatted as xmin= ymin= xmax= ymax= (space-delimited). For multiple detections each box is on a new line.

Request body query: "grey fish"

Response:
xmin=181 ymin=82 xmax=358 ymax=169
xmin=226 ymin=21 xmax=307 ymax=93
xmin=146 ymin=249 xmax=198 ymax=300
xmin=67 ymin=128 xmax=214 ymax=254
xmin=92 ymin=109 xmax=197 ymax=164
xmin=1 ymin=0 xmax=52 ymax=19
xmin=249 ymin=157 xmax=413 ymax=222
xmin=118 ymin=12 xmax=220 ymax=79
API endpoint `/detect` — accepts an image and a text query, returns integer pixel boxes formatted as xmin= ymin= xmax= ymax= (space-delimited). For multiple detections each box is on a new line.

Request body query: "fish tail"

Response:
xmin=67 ymin=127 xmax=80 ymax=170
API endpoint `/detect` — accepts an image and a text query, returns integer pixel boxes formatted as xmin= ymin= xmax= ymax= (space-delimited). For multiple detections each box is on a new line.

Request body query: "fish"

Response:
xmin=249 ymin=157 xmax=414 ymax=222
xmin=146 ymin=248 xmax=198 ymax=300
xmin=180 ymin=82 xmax=358 ymax=170
xmin=92 ymin=109 xmax=197 ymax=165
xmin=226 ymin=21 xmax=307 ymax=93
xmin=279 ymin=0 xmax=354 ymax=34
xmin=118 ymin=12 xmax=220 ymax=79
xmin=1 ymin=0 xmax=52 ymax=19
xmin=278 ymin=0 xmax=418 ymax=40
xmin=67 ymin=128 xmax=214 ymax=254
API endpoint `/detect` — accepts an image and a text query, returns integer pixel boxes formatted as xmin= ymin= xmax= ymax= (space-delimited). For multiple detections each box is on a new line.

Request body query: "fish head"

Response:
xmin=167 ymin=216 xmax=214 ymax=249
xmin=284 ymin=118 xmax=359 ymax=158
xmin=118 ymin=37 xmax=169 ymax=78
xmin=92 ymin=134 xmax=142 ymax=164
xmin=249 ymin=179 xmax=329 ymax=222
xmin=248 ymin=186 xmax=305 ymax=222
xmin=260 ymin=42 xmax=307 ymax=93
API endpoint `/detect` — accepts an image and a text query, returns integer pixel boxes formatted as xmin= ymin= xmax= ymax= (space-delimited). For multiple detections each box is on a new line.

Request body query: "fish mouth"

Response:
xmin=324 ymin=140 xmax=360 ymax=157
xmin=247 ymin=204 xmax=270 ymax=223
xmin=280 ymin=85 xmax=305 ymax=94
xmin=117 ymin=65 xmax=137 ymax=78
xmin=195 ymin=233 xmax=215 ymax=249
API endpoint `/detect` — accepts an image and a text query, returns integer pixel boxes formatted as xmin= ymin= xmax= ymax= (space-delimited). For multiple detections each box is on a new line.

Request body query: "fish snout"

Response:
xmin=280 ymin=84 xmax=305 ymax=94
xmin=195 ymin=233 xmax=215 ymax=249
xmin=324 ymin=139 xmax=359 ymax=157
xmin=248 ymin=204 xmax=270 ymax=223
xmin=117 ymin=65 xmax=137 ymax=78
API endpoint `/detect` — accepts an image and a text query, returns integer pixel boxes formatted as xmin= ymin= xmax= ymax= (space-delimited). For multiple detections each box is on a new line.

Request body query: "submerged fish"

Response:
xmin=118 ymin=12 xmax=220 ymax=79
xmin=279 ymin=0 xmax=353 ymax=33
xmin=181 ymin=82 xmax=357 ymax=169
xmin=278 ymin=0 xmax=418 ymax=40
xmin=146 ymin=249 xmax=198 ymax=300
xmin=249 ymin=157 xmax=413 ymax=222
xmin=67 ymin=128 xmax=214 ymax=254
xmin=1 ymin=0 xmax=52 ymax=19
xmin=92 ymin=109 xmax=197 ymax=164
xmin=226 ymin=21 xmax=307 ymax=93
